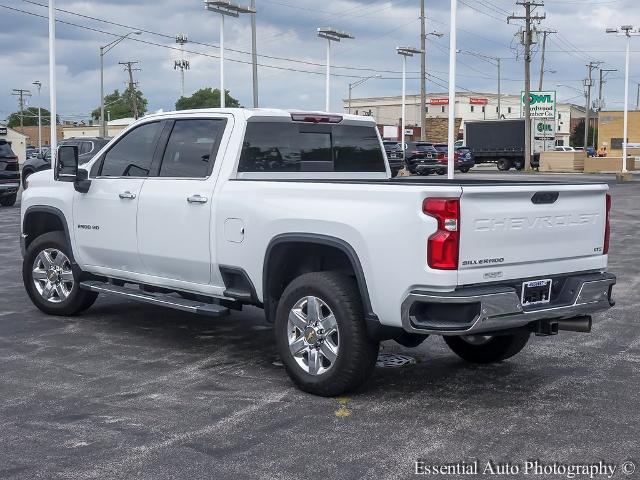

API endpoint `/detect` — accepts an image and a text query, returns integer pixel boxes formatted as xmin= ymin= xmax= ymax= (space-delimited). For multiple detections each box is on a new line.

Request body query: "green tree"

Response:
xmin=175 ymin=88 xmax=241 ymax=110
xmin=91 ymin=87 xmax=148 ymax=122
xmin=570 ymin=120 xmax=597 ymax=148
xmin=7 ymin=107 xmax=57 ymax=127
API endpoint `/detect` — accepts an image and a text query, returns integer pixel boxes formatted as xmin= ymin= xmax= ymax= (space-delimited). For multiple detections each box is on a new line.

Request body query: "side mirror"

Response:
xmin=55 ymin=145 xmax=78 ymax=182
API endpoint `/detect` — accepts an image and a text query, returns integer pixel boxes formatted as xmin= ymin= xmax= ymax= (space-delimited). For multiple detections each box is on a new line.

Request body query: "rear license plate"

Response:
xmin=521 ymin=279 xmax=552 ymax=306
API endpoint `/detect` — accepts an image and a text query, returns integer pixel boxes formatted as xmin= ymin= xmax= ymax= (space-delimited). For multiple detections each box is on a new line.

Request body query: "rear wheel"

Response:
xmin=23 ymin=231 xmax=98 ymax=316
xmin=437 ymin=169 xmax=446 ymax=175
xmin=0 ymin=194 xmax=17 ymax=207
xmin=496 ymin=158 xmax=511 ymax=171
xmin=459 ymin=166 xmax=470 ymax=173
xmin=275 ymin=271 xmax=379 ymax=396
xmin=443 ymin=332 xmax=530 ymax=364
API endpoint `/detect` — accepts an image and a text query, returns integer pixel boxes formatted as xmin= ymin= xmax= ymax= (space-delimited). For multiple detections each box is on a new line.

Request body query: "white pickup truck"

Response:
xmin=20 ymin=109 xmax=616 ymax=396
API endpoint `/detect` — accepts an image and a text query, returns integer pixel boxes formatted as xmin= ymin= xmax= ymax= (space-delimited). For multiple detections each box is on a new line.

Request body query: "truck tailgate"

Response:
xmin=458 ymin=183 xmax=609 ymax=285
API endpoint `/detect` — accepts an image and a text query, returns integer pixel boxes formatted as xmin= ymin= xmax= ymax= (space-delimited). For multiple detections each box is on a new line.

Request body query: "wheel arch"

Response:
xmin=262 ymin=233 xmax=376 ymax=324
xmin=22 ymin=206 xmax=74 ymax=260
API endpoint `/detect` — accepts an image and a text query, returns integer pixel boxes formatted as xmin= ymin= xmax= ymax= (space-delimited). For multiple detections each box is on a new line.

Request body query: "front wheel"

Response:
xmin=23 ymin=231 xmax=98 ymax=316
xmin=459 ymin=166 xmax=470 ymax=173
xmin=443 ymin=332 xmax=530 ymax=364
xmin=0 ymin=194 xmax=17 ymax=207
xmin=275 ymin=271 xmax=379 ymax=396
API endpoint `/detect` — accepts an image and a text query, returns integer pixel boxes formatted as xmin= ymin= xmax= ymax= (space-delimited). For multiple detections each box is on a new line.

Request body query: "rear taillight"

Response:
xmin=604 ymin=193 xmax=611 ymax=254
xmin=423 ymin=198 xmax=460 ymax=270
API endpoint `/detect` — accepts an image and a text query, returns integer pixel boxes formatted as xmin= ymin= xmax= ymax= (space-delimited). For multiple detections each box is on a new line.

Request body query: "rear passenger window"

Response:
xmin=238 ymin=122 xmax=386 ymax=173
xmin=159 ymin=119 xmax=226 ymax=178
xmin=100 ymin=122 xmax=162 ymax=177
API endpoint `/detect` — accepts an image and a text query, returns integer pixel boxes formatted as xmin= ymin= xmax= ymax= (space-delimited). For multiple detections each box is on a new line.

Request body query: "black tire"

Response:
xmin=0 ymin=194 xmax=17 ymax=207
xmin=443 ymin=332 xmax=530 ymax=364
xmin=275 ymin=271 xmax=379 ymax=396
xmin=459 ymin=166 xmax=470 ymax=173
xmin=22 ymin=168 xmax=33 ymax=190
xmin=418 ymin=170 xmax=431 ymax=176
xmin=23 ymin=231 xmax=98 ymax=316
xmin=437 ymin=169 xmax=446 ymax=175
xmin=496 ymin=158 xmax=511 ymax=171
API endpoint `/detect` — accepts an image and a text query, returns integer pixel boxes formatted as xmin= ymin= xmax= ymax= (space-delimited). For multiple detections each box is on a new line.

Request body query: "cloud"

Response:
xmin=1 ymin=0 xmax=638 ymax=123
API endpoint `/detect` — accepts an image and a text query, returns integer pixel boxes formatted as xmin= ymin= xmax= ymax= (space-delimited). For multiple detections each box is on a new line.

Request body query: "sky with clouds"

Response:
xmin=1 ymin=0 xmax=639 ymax=124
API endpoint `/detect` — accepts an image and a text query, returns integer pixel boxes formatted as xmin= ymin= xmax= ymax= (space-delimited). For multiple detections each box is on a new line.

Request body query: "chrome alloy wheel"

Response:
xmin=460 ymin=335 xmax=493 ymax=346
xmin=32 ymin=248 xmax=74 ymax=303
xmin=287 ymin=296 xmax=340 ymax=376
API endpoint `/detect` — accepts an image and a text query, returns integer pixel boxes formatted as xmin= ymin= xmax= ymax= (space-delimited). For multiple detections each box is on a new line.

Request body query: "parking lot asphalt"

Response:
xmin=1 ymin=172 xmax=639 ymax=480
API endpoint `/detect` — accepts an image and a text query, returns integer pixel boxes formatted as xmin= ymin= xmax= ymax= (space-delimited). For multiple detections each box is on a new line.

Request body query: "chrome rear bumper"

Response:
xmin=401 ymin=272 xmax=616 ymax=335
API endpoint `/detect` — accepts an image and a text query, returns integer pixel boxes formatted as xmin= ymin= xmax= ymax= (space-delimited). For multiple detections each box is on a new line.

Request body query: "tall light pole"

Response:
xmin=397 ymin=47 xmax=423 ymax=154
xmin=174 ymin=34 xmax=190 ymax=97
xmin=318 ymin=28 xmax=354 ymax=112
xmin=205 ymin=1 xmax=255 ymax=109
xmin=606 ymin=25 xmax=639 ymax=174
xmin=33 ymin=81 xmax=42 ymax=152
xmin=458 ymin=50 xmax=501 ymax=119
xmin=48 ymin=0 xmax=57 ymax=155
xmin=100 ymin=31 xmax=141 ymax=137
xmin=348 ymin=75 xmax=380 ymax=114
xmin=250 ymin=0 xmax=258 ymax=108
xmin=447 ymin=0 xmax=458 ymax=179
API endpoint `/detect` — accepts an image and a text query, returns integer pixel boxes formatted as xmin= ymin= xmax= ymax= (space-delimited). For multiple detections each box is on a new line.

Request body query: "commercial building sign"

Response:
xmin=521 ymin=90 xmax=556 ymax=119
xmin=469 ymin=98 xmax=488 ymax=105
xmin=429 ymin=97 xmax=449 ymax=105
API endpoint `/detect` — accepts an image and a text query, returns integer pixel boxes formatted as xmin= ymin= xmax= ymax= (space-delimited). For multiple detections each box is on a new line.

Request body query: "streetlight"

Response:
xmin=318 ymin=27 xmax=354 ymax=112
xmin=607 ymin=25 xmax=639 ymax=174
xmin=458 ymin=49 xmax=501 ymax=119
xmin=32 ymin=80 xmax=42 ymax=153
xmin=447 ymin=0 xmax=458 ymax=179
xmin=347 ymin=75 xmax=380 ymax=114
xmin=396 ymin=47 xmax=423 ymax=154
xmin=48 ymin=0 xmax=57 ymax=155
xmin=205 ymin=0 xmax=255 ymax=109
xmin=100 ymin=30 xmax=141 ymax=137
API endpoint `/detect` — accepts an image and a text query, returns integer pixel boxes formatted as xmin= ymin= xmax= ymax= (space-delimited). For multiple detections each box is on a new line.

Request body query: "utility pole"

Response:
xmin=12 ymin=89 xmax=32 ymax=134
xmin=420 ymin=0 xmax=426 ymax=140
xmin=538 ymin=29 xmax=556 ymax=90
xmin=119 ymin=61 xmax=141 ymax=119
xmin=174 ymin=34 xmax=190 ymax=97
xmin=584 ymin=61 xmax=602 ymax=148
xmin=636 ymin=82 xmax=640 ymax=110
xmin=251 ymin=0 xmax=258 ymax=108
xmin=509 ymin=1 xmax=545 ymax=171
xmin=596 ymin=68 xmax=617 ymax=114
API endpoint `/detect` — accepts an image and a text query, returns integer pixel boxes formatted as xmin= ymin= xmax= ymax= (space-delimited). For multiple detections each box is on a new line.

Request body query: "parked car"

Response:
xmin=21 ymin=137 xmax=109 ymax=189
xmin=382 ymin=141 xmax=404 ymax=177
xmin=455 ymin=146 xmax=475 ymax=173
xmin=404 ymin=142 xmax=442 ymax=175
xmin=0 ymin=139 xmax=20 ymax=207
xmin=26 ymin=146 xmax=38 ymax=159
xmin=553 ymin=146 xmax=576 ymax=152
xmin=20 ymin=108 xmax=616 ymax=397
xmin=434 ymin=143 xmax=472 ymax=173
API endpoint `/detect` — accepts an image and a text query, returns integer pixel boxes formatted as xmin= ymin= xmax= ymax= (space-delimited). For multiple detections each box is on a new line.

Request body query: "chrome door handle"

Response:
xmin=187 ymin=194 xmax=208 ymax=204
xmin=119 ymin=191 xmax=136 ymax=200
